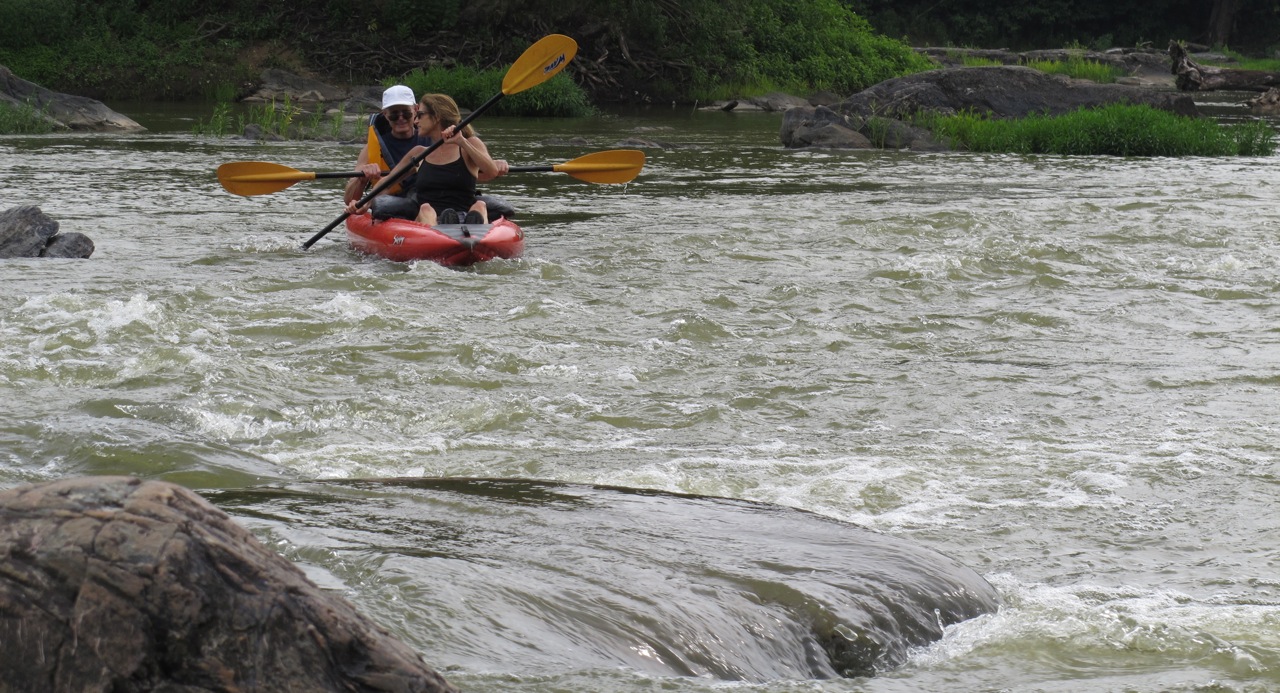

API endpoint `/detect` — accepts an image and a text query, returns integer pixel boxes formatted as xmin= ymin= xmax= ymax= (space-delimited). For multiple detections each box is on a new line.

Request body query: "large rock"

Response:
xmin=214 ymin=477 xmax=1002 ymax=680
xmin=917 ymin=47 xmax=1176 ymax=86
xmin=0 ymin=65 xmax=144 ymax=132
xmin=0 ymin=206 xmax=93 ymax=259
xmin=243 ymin=69 xmax=382 ymax=114
xmin=842 ymin=65 xmax=1198 ymax=121
xmin=0 ymin=476 xmax=458 ymax=693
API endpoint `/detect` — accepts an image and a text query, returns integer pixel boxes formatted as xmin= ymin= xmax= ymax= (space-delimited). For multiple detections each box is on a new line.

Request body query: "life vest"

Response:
xmin=365 ymin=113 xmax=427 ymax=195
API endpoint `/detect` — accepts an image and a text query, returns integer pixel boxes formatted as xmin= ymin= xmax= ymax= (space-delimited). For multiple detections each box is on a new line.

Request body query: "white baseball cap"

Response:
xmin=382 ymin=85 xmax=416 ymax=110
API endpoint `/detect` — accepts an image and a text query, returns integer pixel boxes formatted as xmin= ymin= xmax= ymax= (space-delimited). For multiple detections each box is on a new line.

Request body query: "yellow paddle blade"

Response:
xmin=555 ymin=149 xmax=646 ymax=184
xmin=502 ymin=34 xmax=578 ymax=95
xmin=217 ymin=161 xmax=317 ymax=196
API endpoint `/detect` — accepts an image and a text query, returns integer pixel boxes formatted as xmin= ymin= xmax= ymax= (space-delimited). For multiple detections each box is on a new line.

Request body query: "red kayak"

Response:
xmin=345 ymin=213 xmax=524 ymax=266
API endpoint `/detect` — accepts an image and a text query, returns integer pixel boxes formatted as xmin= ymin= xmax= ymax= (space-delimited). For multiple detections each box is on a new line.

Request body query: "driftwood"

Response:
xmin=1170 ymin=41 xmax=1280 ymax=92
xmin=1249 ymin=87 xmax=1280 ymax=114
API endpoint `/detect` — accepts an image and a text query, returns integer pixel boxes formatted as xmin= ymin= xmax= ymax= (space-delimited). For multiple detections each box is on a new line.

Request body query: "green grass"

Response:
xmin=0 ymin=98 xmax=57 ymax=134
xmin=916 ymin=103 xmax=1277 ymax=157
xmin=191 ymin=102 xmax=233 ymax=137
xmin=1202 ymin=48 xmax=1280 ymax=72
xmin=961 ymin=56 xmax=1004 ymax=68
xmin=192 ymin=98 xmax=352 ymax=140
xmin=1026 ymin=57 xmax=1125 ymax=83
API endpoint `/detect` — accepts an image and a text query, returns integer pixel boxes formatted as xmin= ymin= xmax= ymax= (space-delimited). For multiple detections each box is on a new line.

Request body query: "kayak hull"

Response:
xmin=344 ymin=213 xmax=524 ymax=266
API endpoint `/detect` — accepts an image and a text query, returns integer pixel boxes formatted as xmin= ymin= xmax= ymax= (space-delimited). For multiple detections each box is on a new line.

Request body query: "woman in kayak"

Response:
xmin=345 ymin=93 xmax=501 ymax=226
xmin=409 ymin=93 xmax=500 ymax=225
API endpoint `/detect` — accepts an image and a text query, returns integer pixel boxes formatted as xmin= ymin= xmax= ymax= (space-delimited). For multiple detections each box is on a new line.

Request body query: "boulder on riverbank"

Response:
xmin=916 ymin=46 xmax=1176 ymax=87
xmin=243 ymin=68 xmax=383 ymax=114
xmin=780 ymin=65 xmax=1199 ymax=150
xmin=0 ymin=206 xmax=94 ymax=259
xmin=0 ymin=476 xmax=458 ymax=692
xmin=0 ymin=65 xmax=144 ymax=132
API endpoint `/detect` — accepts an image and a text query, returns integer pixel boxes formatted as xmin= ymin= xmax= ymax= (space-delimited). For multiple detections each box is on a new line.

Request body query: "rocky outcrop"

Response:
xmin=780 ymin=65 xmax=1200 ymax=150
xmin=703 ymin=91 xmax=815 ymax=112
xmin=243 ymin=68 xmax=383 ymax=114
xmin=917 ymin=46 xmax=1176 ymax=87
xmin=0 ymin=476 xmax=458 ymax=693
xmin=0 ymin=206 xmax=94 ymax=259
xmin=0 ymin=65 xmax=144 ymax=132
xmin=843 ymin=65 xmax=1198 ymax=120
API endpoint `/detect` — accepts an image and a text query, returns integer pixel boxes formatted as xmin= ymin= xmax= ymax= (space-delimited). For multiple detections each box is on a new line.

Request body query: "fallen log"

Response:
xmin=1170 ymin=41 xmax=1280 ymax=92
xmin=1250 ymin=87 xmax=1280 ymax=114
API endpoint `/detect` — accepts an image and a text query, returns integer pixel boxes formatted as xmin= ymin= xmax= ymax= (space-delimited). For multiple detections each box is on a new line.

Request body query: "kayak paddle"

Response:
xmin=216 ymin=149 xmax=645 ymax=197
xmin=217 ymin=161 xmax=382 ymax=197
xmin=301 ymin=33 xmax=578 ymax=250
xmin=510 ymin=149 xmax=645 ymax=184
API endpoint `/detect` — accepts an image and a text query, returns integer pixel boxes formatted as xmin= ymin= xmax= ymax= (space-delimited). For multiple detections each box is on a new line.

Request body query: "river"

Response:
xmin=2 ymin=101 xmax=1278 ymax=692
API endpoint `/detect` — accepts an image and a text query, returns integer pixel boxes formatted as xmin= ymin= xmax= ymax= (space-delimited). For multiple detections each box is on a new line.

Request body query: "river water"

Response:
xmin=2 ymin=102 xmax=1279 ymax=692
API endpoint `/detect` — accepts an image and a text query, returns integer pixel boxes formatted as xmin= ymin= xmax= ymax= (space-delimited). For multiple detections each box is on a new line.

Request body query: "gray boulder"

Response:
xmin=0 ymin=65 xmax=144 ymax=132
xmin=917 ymin=47 xmax=1175 ymax=86
xmin=841 ymin=65 xmax=1198 ymax=121
xmin=243 ymin=69 xmax=382 ymax=114
xmin=0 ymin=206 xmax=93 ymax=258
xmin=0 ymin=476 xmax=458 ymax=693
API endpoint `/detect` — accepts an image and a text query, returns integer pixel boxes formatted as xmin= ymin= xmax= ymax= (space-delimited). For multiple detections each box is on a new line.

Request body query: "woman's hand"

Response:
xmin=441 ymin=125 xmax=467 ymax=147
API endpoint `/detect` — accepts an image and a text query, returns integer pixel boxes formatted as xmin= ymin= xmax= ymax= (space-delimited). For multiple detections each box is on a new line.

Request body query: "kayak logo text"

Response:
xmin=544 ymin=54 xmax=566 ymax=74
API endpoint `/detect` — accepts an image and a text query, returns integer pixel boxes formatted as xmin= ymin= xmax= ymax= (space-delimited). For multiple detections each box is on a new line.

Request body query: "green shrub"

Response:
xmin=917 ymin=104 xmax=1277 ymax=157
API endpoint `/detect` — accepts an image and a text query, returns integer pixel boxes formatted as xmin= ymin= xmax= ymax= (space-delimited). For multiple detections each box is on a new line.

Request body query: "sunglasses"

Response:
xmin=385 ymin=109 xmax=415 ymax=122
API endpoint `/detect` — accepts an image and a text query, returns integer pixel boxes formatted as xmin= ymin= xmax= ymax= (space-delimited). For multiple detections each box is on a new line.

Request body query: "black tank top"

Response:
xmin=411 ymin=153 xmax=476 ymax=215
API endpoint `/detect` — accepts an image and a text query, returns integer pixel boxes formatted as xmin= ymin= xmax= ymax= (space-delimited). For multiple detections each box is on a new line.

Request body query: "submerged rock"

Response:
xmin=211 ymin=477 xmax=1002 ymax=680
xmin=0 ymin=476 xmax=458 ymax=692
xmin=0 ymin=206 xmax=94 ymax=259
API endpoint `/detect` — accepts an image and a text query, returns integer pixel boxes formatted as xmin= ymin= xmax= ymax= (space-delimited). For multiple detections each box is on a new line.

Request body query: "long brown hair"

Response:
xmin=418 ymin=93 xmax=475 ymax=137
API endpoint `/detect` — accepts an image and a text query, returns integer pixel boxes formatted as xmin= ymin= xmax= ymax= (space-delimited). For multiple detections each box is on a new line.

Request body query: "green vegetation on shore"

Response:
xmin=917 ymin=104 xmax=1277 ymax=157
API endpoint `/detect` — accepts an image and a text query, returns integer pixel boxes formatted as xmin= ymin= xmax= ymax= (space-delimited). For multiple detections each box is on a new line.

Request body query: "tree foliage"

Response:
xmin=3 ymin=0 xmax=1273 ymax=104
xmin=0 ymin=0 xmax=931 ymax=102
xmin=845 ymin=0 xmax=1279 ymax=54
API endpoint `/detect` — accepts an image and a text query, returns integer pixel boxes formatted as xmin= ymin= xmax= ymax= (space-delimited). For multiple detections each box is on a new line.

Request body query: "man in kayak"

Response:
xmin=343 ymin=85 xmax=427 ymax=206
